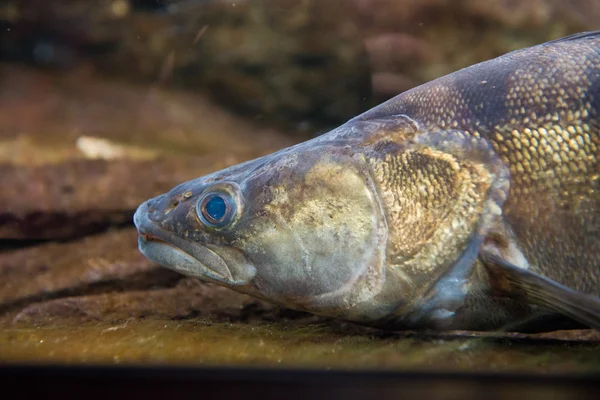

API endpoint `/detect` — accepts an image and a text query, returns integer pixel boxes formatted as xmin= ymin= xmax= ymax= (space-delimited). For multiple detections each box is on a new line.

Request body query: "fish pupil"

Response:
xmin=205 ymin=195 xmax=227 ymax=222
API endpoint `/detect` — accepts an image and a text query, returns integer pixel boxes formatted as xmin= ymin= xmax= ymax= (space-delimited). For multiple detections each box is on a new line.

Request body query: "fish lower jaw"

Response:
xmin=137 ymin=235 xmax=230 ymax=284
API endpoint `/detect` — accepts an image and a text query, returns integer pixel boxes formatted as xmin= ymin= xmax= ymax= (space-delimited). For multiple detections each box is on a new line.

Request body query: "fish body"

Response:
xmin=134 ymin=32 xmax=600 ymax=332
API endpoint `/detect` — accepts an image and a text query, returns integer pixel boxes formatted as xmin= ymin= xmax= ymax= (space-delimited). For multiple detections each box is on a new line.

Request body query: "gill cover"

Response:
xmin=233 ymin=146 xmax=389 ymax=314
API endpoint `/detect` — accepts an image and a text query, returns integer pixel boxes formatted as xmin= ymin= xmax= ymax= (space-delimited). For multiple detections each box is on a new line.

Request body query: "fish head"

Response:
xmin=133 ymin=135 xmax=389 ymax=319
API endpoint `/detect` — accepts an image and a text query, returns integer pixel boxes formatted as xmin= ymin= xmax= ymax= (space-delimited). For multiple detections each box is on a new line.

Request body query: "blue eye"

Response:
xmin=197 ymin=192 xmax=235 ymax=228
xmin=205 ymin=195 xmax=226 ymax=220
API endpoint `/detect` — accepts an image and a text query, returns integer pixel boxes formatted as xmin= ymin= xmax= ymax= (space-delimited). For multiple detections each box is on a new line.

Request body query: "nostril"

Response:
xmin=160 ymin=195 xmax=183 ymax=215
xmin=167 ymin=190 xmax=193 ymax=209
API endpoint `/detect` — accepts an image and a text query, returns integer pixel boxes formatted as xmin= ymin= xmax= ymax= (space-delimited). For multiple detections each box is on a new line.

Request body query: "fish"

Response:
xmin=134 ymin=31 xmax=600 ymax=332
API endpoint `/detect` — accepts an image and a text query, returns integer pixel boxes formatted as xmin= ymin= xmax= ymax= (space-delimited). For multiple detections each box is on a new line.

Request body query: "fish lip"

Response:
xmin=133 ymin=201 xmax=250 ymax=285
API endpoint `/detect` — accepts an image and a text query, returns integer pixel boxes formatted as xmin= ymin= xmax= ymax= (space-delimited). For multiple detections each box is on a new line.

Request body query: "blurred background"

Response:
xmin=1 ymin=0 xmax=600 ymax=372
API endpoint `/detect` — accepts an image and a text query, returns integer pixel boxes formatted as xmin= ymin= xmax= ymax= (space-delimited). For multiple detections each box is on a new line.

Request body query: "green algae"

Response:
xmin=1 ymin=319 xmax=599 ymax=373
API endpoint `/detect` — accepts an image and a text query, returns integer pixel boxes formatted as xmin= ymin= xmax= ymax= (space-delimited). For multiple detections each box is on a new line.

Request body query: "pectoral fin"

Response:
xmin=480 ymin=251 xmax=600 ymax=330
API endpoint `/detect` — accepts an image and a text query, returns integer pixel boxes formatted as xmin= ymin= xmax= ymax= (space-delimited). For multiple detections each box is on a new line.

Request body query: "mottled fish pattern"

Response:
xmin=352 ymin=31 xmax=600 ymax=330
xmin=135 ymin=32 xmax=600 ymax=332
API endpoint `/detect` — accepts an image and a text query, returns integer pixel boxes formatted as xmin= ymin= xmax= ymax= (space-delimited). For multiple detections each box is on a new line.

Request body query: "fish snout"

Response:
xmin=133 ymin=196 xmax=172 ymax=236
xmin=133 ymin=201 xmax=150 ymax=235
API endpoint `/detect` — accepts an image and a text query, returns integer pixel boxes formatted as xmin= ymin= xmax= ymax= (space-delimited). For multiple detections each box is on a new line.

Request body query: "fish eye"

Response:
xmin=197 ymin=191 xmax=236 ymax=229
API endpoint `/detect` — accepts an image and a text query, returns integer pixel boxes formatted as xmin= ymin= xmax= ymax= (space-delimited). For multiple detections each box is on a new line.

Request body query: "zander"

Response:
xmin=134 ymin=32 xmax=600 ymax=332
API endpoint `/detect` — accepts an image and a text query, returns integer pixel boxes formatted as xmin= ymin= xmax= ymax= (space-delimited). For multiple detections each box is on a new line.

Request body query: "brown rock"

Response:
xmin=9 ymin=279 xmax=269 ymax=325
xmin=100 ymin=0 xmax=372 ymax=131
xmin=0 ymin=65 xmax=294 ymax=161
xmin=355 ymin=0 xmax=600 ymax=103
xmin=0 ymin=226 xmax=313 ymax=326
xmin=0 ymin=0 xmax=129 ymax=67
xmin=0 ymin=229 xmax=172 ymax=310
xmin=8 ymin=276 xmax=318 ymax=326
xmin=0 ymin=64 xmax=296 ymax=239
xmin=0 ymin=157 xmax=236 ymax=240
xmin=1 ymin=0 xmax=372 ymax=131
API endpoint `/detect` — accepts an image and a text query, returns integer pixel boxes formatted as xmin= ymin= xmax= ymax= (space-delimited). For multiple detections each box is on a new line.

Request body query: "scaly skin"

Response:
xmin=356 ymin=31 xmax=600 ymax=330
xmin=134 ymin=32 xmax=600 ymax=332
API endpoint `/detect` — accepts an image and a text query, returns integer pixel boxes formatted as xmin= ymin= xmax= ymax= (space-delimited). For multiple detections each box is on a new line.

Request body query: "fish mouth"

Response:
xmin=133 ymin=201 xmax=255 ymax=285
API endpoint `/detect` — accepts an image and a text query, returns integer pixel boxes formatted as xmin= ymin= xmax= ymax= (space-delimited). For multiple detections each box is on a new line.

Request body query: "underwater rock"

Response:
xmin=1 ymin=0 xmax=372 ymax=132
xmin=0 ymin=228 xmax=171 ymax=309
xmin=98 ymin=0 xmax=373 ymax=132
xmin=0 ymin=227 xmax=311 ymax=325
xmin=0 ymin=0 xmax=129 ymax=67
xmin=0 ymin=157 xmax=240 ymax=240
xmin=0 ymin=64 xmax=296 ymax=240
xmin=356 ymin=0 xmax=600 ymax=103
xmin=0 ymin=65 xmax=294 ymax=160
xmin=9 ymin=278 xmax=288 ymax=325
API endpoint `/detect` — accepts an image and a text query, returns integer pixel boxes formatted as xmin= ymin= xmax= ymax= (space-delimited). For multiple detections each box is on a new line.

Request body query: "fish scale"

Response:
xmin=356 ymin=32 xmax=600 ymax=296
